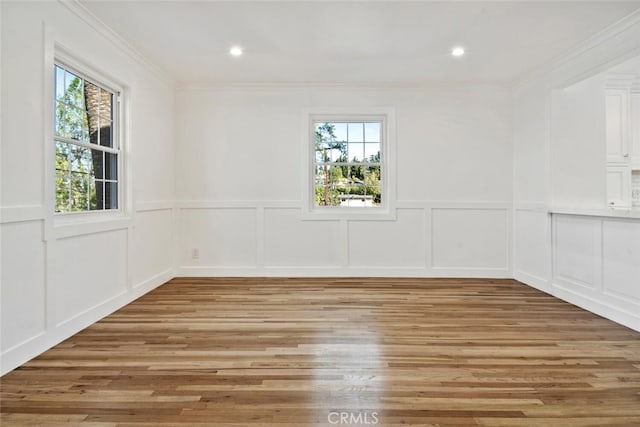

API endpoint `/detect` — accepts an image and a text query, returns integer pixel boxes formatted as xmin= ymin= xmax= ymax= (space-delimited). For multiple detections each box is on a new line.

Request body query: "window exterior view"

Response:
xmin=313 ymin=120 xmax=383 ymax=208
xmin=54 ymin=63 xmax=119 ymax=213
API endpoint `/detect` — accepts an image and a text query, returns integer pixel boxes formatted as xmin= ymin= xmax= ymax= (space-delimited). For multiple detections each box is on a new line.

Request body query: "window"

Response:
xmin=54 ymin=63 xmax=119 ymax=213
xmin=312 ymin=119 xmax=384 ymax=209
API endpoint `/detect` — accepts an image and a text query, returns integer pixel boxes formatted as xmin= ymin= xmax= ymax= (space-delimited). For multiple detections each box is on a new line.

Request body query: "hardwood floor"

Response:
xmin=1 ymin=278 xmax=640 ymax=426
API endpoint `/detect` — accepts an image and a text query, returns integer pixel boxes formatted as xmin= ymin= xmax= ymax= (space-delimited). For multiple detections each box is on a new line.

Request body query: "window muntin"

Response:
xmin=54 ymin=63 xmax=119 ymax=213
xmin=313 ymin=120 xmax=383 ymax=208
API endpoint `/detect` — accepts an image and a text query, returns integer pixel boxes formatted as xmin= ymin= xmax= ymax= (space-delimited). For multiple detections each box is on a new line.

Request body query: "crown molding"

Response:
xmin=512 ymin=7 xmax=640 ymax=90
xmin=58 ymin=0 xmax=172 ymax=84
xmin=175 ymin=80 xmax=511 ymax=91
xmin=606 ymin=72 xmax=638 ymax=89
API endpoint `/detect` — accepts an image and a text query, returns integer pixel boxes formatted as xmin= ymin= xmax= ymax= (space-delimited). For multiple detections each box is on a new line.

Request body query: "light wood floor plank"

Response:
xmin=1 ymin=278 xmax=639 ymax=426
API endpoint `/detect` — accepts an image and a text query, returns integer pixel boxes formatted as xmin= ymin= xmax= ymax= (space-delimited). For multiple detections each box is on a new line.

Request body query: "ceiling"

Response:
xmin=79 ymin=1 xmax=640 ymax=85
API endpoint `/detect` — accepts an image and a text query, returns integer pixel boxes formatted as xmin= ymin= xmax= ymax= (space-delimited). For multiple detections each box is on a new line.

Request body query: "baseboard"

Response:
xmin=514 ymin=270 xmax=551 ymax=293
xmin=551 ymin=282 xmax=640 ymax=333
xmin=177 ymin=265 xmax=513 ymax=278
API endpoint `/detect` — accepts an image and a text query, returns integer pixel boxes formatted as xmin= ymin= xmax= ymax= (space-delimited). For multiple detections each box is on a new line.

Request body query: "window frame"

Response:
xmin=50 ymin=49 xmax=128 ymax=225
xmin=302 ymin=109 xmax=396 ymax=221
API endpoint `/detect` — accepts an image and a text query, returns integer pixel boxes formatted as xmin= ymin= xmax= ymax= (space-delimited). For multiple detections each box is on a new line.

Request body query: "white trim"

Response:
xmin=176 ymin=200 xmax=300 ymax=209
xmin=513 ymin=202 xmax=550 ymax=213
xmin=0 ymin=332 xmax=50 ymax=377
xmin=514 ymin=271 xmax=551 ymax=294
xmin=0 ymin=206 xmax=46 ymax=224
xmin=53 ymin=136 xmax=120 ymax=155
xmin=135 ymin=201 xmax=174 ymax=212
xmin=176 ymin=266 xmax=513 ymax=279
xmin=176 ymin=81 xmax=510 ymax=91
xmin=551 ymin=207 xmax=640 ymax=219
xmin=397 ymin=200 xmax=512 ymax=209
xmin=47 ymin=217 xmax=132 ymax=240
xmin=552 ymin=283 xmax=640 ymax=333
xmin=513 ymin=9 xmax=640 ymax=89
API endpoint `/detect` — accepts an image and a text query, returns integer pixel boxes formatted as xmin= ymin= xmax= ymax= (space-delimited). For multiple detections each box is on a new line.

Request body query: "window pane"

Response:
xmin=364 ymin=122 xmax=381 ymax=142
xmin=63 ymin=70 xmax=84 ymax=110
xmin=93 ymin=179 xmax=104 ymax=210
xmin=55 ymin=66 xmax=66 ymax=101
xmin=333 ymin=122 xmax=347 ymax=142
xmin=55 ymin=141 xmax=70 ymax=172
xmin=330 ymin=144 xmax=347 ymax=162
xmin=100 ymin=89 xmax=113 ymax=121
xmin=84 ymin=81 xmax=101 ymax=145
xmin=99 ymin=117 xmax=113 ymax=147
xmin=347 ymin=122 xmax=364 ymax=142
xmin=364 ymin=143 xmax=380 ymax=162
xmin=348 ymin=142 xmax=364 ymax=162
xmin=55 ymin=101 xmax=89 ymax=141
xmin=105 ymin=153 xmax=117 ymax=180
xmin=88 ymin=179 xmax=99 ymax=210
xmin=55 ymin=169 xmax=70 ymax=213
xmin=345 ymin=164 xmax=365 ymax=183
xmin=92 ymin=150 xmax=104 ymax=180
xmin=69 ymin=145 xmax=93 ymax=175
xmin=69 ymin=172 xmax=90 ymax=211
xmin=314 ymin=165 xmax=345 ymax=207
xmin=364 ymin=166 xmax=382 ymax=206
xmin=105 ymin=182 xmax=118 ymax=209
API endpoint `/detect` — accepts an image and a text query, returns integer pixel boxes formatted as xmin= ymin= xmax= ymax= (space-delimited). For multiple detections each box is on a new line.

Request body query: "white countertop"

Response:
xmin=551 ymin=207 xmax=640 ymax=219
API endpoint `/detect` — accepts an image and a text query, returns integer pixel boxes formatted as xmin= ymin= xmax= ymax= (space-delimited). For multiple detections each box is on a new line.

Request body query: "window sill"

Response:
xmin=302 ymin=206 xmax=396 ymax=221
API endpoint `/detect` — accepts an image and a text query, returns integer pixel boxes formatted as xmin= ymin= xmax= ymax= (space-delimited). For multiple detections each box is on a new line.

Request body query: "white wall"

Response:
xmin=0 ymin=1 xmax=175 ymax=374
xmin=551 ymin=73 xmax=607 ymax=208
xmin=512 ymin=12 xmax=640 ymax=331
xmin=175 ymin=85 xmax=513 ymax=277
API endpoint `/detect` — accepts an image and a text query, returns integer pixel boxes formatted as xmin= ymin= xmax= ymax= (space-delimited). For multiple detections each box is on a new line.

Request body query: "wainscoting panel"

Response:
xmin=514 ymin=208 xmax=551 ymax=291
xmin=348 ymin=209 xmax=425 ymax=268
xmin=0 ymin=220 xmax=46 ymax=353
xmin=553 ymin=215 xmax=601 ymax=291
xmin=55 ymin=229 xmax=129 ymax=326
xmin=602 ymin=218 xmax=640 ymax=304
xmin=431 ymin=208 xmax=509 ymax=270
xmin=264 ymin=208 xmax=341 ymax=267
xmin=179 ymin=208 xmax=257 ymax=267
xmin=131 ymin=208 xmax=173 ymax=287
xmin=549 ymin=214 xmax=640 ymax=332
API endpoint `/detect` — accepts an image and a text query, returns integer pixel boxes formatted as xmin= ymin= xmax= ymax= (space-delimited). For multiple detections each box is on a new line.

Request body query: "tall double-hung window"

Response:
xmin=54 ymin=63 xmax=119 ymax=213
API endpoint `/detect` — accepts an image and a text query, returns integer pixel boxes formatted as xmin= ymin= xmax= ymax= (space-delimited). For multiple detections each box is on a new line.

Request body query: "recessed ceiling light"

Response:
xmin=229 ymin=46 xmax=243 ymax=57
xmin=451 ymin=46 xmax=465 ymax=57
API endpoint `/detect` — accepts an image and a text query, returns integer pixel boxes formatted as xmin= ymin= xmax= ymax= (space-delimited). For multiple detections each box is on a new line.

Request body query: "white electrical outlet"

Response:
xmin=192 ymin=248 xmax=200 ymax=259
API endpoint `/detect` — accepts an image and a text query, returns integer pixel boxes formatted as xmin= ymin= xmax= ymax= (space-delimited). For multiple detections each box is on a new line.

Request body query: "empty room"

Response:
xmin=1 ymin=0 xmax=640 ymax=425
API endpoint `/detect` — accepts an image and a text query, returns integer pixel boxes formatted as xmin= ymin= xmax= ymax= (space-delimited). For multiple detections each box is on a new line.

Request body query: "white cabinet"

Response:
xmin=605 ymin=89 xmax=630 ymax=163
xmin=605 ymin=76 xmax=639 ymax=209
xmin=631 ymin=93 xmax=640 ymax=169
xmin=606 ymin=166 xmax=631 ymax=208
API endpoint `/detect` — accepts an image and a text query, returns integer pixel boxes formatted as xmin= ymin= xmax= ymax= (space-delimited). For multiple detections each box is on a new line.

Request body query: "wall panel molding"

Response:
xmin=0 ymin=206 xmax=45 ymax=224
xmin=176 ymin=204 xmax=513 ymax=277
